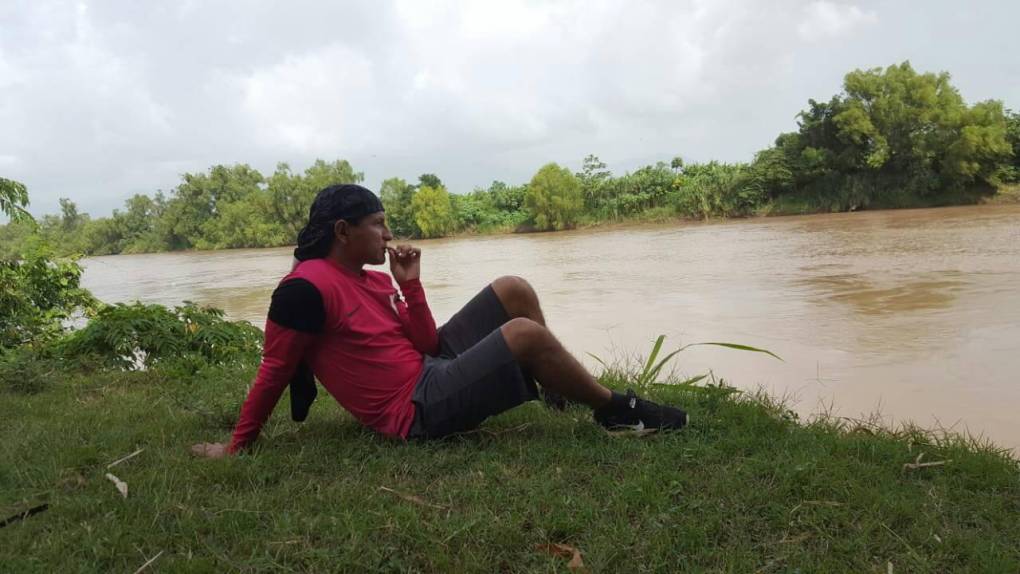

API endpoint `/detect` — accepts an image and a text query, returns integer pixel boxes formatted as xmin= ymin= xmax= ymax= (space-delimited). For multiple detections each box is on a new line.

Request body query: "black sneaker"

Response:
xmin=593 ymin=389 xmax=688 ymax=431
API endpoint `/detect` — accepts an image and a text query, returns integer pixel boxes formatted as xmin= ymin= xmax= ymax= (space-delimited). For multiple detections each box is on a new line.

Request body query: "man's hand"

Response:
xmin=387 ymin=244 xmax=421 ymax=283
xmin=190 ymin=442 xmax=230 ymax=459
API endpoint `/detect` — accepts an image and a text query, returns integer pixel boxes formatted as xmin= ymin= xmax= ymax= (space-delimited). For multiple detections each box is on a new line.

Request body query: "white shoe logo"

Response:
xmin=616 ymin=420 xmax=645 ymax=432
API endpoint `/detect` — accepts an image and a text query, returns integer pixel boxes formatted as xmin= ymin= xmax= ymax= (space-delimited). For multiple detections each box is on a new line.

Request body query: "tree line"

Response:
xmin=2 ymin=61 xmax=1019 ymax=260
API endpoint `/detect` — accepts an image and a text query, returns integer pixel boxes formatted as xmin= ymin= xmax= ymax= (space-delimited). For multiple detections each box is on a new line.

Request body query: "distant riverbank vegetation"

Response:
xmin=3 ymin=61 xmax=1019 ymax=258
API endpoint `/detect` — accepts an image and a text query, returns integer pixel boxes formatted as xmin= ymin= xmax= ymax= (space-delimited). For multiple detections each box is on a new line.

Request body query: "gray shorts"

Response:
xmin=407 ymin=285 xmax=539 ymax=439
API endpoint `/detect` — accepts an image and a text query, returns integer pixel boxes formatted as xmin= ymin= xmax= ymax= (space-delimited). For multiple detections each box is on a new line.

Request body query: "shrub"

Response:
xmin=0 ymin=239 xmax=97 ymax=351
xmin=58 ymin=301 xmax=263 ymax=371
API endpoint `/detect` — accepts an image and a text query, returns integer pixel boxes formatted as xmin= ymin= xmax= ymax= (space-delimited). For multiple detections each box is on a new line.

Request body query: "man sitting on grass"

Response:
xmin=192 ymin=184 xmax=688 ymax=458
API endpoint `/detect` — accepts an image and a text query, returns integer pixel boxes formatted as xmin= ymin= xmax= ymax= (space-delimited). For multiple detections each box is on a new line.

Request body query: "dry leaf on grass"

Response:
xmin=536 ymin=542 xmax=586 ymax=571
xmin=378 ymin=486 xmax=446 ymax=510
xmin=105 ymin=473 xmax=128 ymax=498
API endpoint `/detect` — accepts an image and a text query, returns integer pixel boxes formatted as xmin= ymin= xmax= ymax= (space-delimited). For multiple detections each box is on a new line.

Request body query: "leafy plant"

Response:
xmin=589 ymin=334 xmax=782 ymax=388
xmin=0 ymin=177 xmax=33 ymax=224
xmin=0 ymin=239 xmax=98 ymax=350
xmin=58 ymin=301 xmax=263 ymax=371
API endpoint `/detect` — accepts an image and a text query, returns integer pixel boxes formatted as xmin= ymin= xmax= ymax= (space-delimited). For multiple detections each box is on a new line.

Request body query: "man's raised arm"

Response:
xmin=396 ymin=276 xmax=439 ymax=356
xmin=388 ymin=245 xmax=438 ymax=355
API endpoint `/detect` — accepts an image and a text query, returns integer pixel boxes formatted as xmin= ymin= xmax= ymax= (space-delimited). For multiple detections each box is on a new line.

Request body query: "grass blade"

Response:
xmin=585 ymin=352 xmax=609 ymax=370
xmin=654 ymin=373 xmax=709 ymax=386
xmin=687 ymin=342 xmax=783 ymax=361
xmin=643 ymin=348 xmax=687 ymax=385
xmin=639 ymin=335 xmax=666 ymax=385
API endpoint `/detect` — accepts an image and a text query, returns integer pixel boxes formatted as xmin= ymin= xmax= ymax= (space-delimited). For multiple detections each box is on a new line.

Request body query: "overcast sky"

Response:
xmin=2 ymin=0 xmax=1018 ymax=218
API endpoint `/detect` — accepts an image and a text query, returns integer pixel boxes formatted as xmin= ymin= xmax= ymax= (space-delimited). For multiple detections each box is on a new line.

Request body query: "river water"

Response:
xmin=82 ymin=205 xmax=1020 ymax=451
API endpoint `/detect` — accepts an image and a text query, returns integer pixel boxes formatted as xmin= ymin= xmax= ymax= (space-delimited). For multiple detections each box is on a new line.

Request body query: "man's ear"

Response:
xmin=333 ymin=220 xmax=348 ymax=245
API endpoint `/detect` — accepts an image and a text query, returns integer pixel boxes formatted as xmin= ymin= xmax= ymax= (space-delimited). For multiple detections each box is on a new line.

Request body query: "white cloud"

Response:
xmin=234 ymin=44 xmax=381 ymax=153
xmin=798 ymin=1 xmax=877 ymax=42
xmin=1 ymin=0 xmax=1017 ymax=217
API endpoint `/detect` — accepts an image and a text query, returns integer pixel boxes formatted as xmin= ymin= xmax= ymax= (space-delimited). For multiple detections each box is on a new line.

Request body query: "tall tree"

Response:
xmin=487 ymin=180 xmax=526 ymax=213
xmin=416 ymin=173 xmax=444 ymax=190
xmin=59 ymin=198 xmax=85 ymax=232
xmin=576 ymin=155 xmax=612 ymax=212
xmin=525 ymin=163 xmax=583 ymax=230
xmin=159 ymin=164 xmax=265 ymax=249
xmin=267 ymin=159 xmax=363 ymax=239
xmin=1004 ymin=109 xmax=1020 ymax=181
xmin=766 ymin=61 xmax=1012 ymax=206
xmin=410 ymin=185 xmax=455 ymax=238
xmin=379 ymin=177 xmax=418 ymax=238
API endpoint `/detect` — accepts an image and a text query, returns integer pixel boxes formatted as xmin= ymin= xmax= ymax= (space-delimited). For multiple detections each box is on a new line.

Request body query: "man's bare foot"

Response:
xmin=190 ymin=442 xmax=229 ymax=458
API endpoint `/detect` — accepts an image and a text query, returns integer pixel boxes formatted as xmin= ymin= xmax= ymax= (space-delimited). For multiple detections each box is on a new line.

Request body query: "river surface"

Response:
xmin=82 ymin=205 xmax=1020 ymax=451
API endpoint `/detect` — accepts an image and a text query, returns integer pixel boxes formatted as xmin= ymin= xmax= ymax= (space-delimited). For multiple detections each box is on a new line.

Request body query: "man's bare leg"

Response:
xmin=499 ymin=313 xmax=690 ymax=431
xmin=487 ymin=275 xmax=603 ymax=405
xmin=500 ymin=317 xmax=611 ymax=408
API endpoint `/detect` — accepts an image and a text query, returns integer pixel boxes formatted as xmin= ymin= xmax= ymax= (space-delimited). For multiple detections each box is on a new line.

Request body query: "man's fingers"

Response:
xmin=388 ymin=245 xmax=419 ymax=259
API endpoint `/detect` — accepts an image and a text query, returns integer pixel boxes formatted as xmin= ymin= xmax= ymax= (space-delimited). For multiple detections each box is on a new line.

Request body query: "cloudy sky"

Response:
xmin=2 ymin=0 xmax=1018 ymax=217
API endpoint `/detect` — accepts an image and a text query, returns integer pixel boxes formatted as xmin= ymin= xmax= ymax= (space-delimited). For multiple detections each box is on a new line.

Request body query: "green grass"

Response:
xmin=2 ymin=363 xmax=1018 ymax=572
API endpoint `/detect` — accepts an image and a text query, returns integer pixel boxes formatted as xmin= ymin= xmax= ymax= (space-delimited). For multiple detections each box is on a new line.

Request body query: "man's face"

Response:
xmin=342 ymin=211 xmax=392 ymax=265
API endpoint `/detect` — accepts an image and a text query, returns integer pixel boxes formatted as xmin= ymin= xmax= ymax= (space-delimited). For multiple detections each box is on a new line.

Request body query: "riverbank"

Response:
xmin=2 ymin=362 xmax=1017 ymax=571
xmin=982 ymin=183 xmax=1020 ymax=205
xmin=436 ymin=184 xmax=1020 ymax=240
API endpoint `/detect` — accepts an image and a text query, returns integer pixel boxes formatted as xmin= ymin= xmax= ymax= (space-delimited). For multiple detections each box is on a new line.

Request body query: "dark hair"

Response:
xmin=293 ymin=184 xmax=384 ymax=261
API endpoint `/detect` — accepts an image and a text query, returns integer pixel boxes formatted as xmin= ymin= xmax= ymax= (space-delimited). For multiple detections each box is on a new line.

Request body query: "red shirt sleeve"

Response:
xmin=396 ymin=278 xmax=439 ymax=356
xmin=229 ymin=319 xmax=315 ymax=453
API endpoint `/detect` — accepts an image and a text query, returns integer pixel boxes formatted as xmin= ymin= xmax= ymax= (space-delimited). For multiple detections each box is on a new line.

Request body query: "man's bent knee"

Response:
xmin=500 ymin=317 xmax=554 ymax=359
xmin=501 ymin=316 xmax=543 ymax=340
xmin=492 ymin=275 xmax=534 ymax=299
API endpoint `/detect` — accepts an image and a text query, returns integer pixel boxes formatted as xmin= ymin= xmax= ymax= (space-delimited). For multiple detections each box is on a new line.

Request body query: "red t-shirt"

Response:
xmin=229 ymin=258 xmax=438 ymax=452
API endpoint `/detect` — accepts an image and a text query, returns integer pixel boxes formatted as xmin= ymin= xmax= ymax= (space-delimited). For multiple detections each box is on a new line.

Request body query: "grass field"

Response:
xmin=2 ymin=361 xmax=1019 ymax=573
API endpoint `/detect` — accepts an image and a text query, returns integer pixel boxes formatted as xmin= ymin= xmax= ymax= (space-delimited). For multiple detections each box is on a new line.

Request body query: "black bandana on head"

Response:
xmin=294 ymin=184 xmax=384 ymax=261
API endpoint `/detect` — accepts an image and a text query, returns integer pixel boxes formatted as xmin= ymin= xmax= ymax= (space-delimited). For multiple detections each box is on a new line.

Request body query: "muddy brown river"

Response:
xmin=82 ymin=205 xmax=1020 ymax=451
